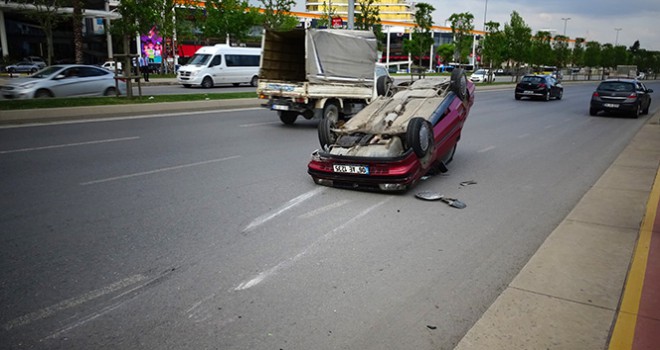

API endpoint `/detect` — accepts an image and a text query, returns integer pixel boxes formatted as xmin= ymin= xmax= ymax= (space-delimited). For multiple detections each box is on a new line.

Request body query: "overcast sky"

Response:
xmin=288 ymin=0 xmax=660 ymax=51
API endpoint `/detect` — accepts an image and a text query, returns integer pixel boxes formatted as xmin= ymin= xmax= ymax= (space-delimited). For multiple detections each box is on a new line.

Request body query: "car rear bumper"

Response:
xmin=590 ymin=100 xmax=638 ymax=112
xmin=307 ymin=149 xmax=424 ymax=192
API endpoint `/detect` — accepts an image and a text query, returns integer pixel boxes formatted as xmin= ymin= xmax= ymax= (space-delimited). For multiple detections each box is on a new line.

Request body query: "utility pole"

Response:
xmin=561 ymin=17 xmax=571 ymax=36
xmin=614 ymin=28 xmax=622 ymax=46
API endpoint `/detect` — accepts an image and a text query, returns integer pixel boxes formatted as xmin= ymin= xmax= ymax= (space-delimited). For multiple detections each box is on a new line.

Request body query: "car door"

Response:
xmin=636 ymin=82 xmax=652 ymax=109
xmin=53 ymin=67 xmax=84 ymax=97
xmin=208 ymin=55 xmax=224 ymax=84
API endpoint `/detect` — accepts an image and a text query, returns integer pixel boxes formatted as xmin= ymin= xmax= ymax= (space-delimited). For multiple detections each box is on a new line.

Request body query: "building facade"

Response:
xmin=305 ymin=0 xmax=414 ymax=24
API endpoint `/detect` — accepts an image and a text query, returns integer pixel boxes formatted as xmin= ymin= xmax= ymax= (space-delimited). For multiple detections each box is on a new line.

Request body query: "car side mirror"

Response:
xmin=648 ymin=88 xmax=654 ymax=93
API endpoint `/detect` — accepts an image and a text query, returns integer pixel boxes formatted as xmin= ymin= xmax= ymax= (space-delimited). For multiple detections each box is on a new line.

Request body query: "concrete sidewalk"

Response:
xmin=455 ymin=111 xmax=660 ymax=349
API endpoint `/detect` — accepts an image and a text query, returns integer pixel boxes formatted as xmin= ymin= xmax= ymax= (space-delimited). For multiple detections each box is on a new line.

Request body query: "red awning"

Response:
xmin=177 ymin=44 xmax=203 ymax=57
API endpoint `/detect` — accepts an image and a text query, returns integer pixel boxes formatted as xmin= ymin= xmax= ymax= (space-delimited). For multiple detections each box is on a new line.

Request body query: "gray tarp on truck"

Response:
xmin=260 ymin=28 xmax=378 ymax=85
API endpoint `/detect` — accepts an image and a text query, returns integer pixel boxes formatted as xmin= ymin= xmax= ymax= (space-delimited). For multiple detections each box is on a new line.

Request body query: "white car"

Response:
xmin=469 ymin=69 xmax=491 ymax=83
xmin=101 ymin=61 xmax=123 ymax=73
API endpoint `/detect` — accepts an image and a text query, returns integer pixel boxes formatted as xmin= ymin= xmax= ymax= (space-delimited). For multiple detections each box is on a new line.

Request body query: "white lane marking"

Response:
xmin=235 ymin=198 xmax=392 ymax=291
xmin=3 ymin=274 xmax=146 ymax=331
xmin=298 ymin=199 xmax=351 ymax=219
xmin=0 ymin=108 xmax=264 ymax=129
xmin=80 ymin=155 xmax=240 ymax=186
xmin=239 ymin=121 xmax=280 ymax=127
xmin=44 ymin=300 xmax=127 ymax=340
xmin=242 ymin=187 xmax=325 ymax=232
xmin=477 ymin=145 xmax=496 ymax=153
xmin=0 ymin=136 xmax=140 ymax=154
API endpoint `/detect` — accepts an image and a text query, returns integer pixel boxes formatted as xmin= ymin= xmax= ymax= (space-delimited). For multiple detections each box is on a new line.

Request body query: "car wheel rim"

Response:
xmin=419 ymin=124 xmax=430 ymax=152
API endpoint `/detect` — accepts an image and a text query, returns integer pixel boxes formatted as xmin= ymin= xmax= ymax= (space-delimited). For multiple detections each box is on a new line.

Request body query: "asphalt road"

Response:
xmin=1 ymin=81 xmax=657 ymax=349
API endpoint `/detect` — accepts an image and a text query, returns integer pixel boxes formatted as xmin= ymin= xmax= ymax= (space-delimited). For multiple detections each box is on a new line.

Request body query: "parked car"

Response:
xmin=590 ymin=79 xmax=653 ymax=118
xmin=5 ymin=61 xmax=44 ymax=74
xmin=469 ymin=69 xmax=491 ymax=83
xmin=514 ymin=74 xmax=563 ymax=101
xmin=101 ymin=60 xmax=123 ymax=73
xmin=24 ymin=56 xmax=47 ymax=68
xmin=1 ymin=64 xmax=126 ymax=99
xmin=307 ymin=69 xmax=475 ymax=192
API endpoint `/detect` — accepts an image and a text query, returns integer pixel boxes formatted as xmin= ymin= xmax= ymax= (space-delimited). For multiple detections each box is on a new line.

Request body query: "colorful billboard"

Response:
xmin=140 ymin=26 xmax=163 ymax=64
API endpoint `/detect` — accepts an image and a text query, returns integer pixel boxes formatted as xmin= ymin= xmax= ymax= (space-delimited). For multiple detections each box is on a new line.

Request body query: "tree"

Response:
xmin=72 ymin=0 xmax=83 ymax=64
xmin=503 ymin=11 xmax=531 ymax=81
xmin=402 ymin=2 xmax=434 ymax=78
xmin=448 ymin=12 xmax=474 ymax=63
xmin=481 ymin=21 xmax=506 ymax=80
xmin=584 ymin=41 xmax=601 ymax=80
xmin=613 ymin=45 xmax=629 ymax=66
xmin=15 ymin=0 xmax=67 ymax=65
xmin=204 ymin=0 xmax=261 ymax=44
xmin=552 ymin=35 xmax=570 ymax=68
xmin=355 ymin=0 xmax=383 ymax=51
xmin=600 ymin=43 xmax=615 ymax=70
xmin=317 ymin=1 xmax=337 ymax=28
xmin=109 ymin=0 xmax=163 ymax=97
xmin=436 ymin=43 xmax=455 ymax=66
xmin=529 ymin=30 xmax=553 ymax=68
xmin=571 ymin=37 xmax=585 ymax=68
xmin=259 ymin=0 xmax=299 ymax=31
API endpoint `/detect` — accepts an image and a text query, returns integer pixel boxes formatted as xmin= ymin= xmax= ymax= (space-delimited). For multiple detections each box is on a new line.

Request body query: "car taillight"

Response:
xmin=592 ymin=92 xmax=599 ymax=97
xmin=538 ymin=83 xmax=546 ymax=89
xmin=625 ymin=92 xmax=637 ymax=102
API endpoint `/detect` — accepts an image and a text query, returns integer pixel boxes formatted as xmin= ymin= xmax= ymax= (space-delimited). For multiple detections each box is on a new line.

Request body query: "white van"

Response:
xmin=177 ymin=45 xmax=260 ymax=88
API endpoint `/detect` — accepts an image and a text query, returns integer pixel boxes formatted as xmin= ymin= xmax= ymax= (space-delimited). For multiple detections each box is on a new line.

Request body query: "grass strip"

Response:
xmin=0 ymin=92 xmax=257 ymax=111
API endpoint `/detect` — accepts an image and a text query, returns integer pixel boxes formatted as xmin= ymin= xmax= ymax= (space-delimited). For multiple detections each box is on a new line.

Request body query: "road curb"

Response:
xmin=0 ymin=98 xmax=263 ymax=125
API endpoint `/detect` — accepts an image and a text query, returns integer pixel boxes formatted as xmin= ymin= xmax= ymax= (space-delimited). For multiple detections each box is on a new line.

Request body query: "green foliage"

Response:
xmin=584 ymin=41 xmax=601 ymax=68
xmin=203 ymin=0 xmax=261 ymax=44
xmin=436 ymin=43 xmax=455 ymax=65
xmin=355 ymin=0 xmax=384 ymax=51
xmin=504 ymin=11 xmax=531 ymax=74
xmin=259 ymin=0 xmax=299 ymax=31
xmin=572 ymin=38 xmax=585 ymax=67
xmin=317 ymin=1 xmax=337 ymax=28
xmin=448 ymin=12 xmax=474 ymax=63
xmin=481 ymin=21 xmax=506 ymax=69
xmin=552 ymin=35 xmax=570 ymax=68
xmin=529 ymin=31 xmax=554 ymax=67
xmin=403 ymin=3 xmax=435 ymax=68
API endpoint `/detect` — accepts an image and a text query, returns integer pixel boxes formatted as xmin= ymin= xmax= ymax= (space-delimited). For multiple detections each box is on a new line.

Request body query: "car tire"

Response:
xmin=450 ymin=68 xmax=468 ymax=101
xmin=376 ymin=75 xmax=390 ymax=96
xmin=589 ymin=107 xmax=598 ymax=116
xmin=278 ymin=111 xmax=298 ymax=125
xmin=544 ymin=90 xmax=550 ymax=101
xmin=34 ymin=89 xmax=52 ymax=98
xmin=515 ymin=94 xmax=521 ymax=100
xmin=104 ymin=87 xmax=117 ymax=96
xmin=642 ymin=102 xmax=650 ymax=115
xmin=30 ymin=68 xmax=38 ymax=73
xmin=201 ymin=77 xmax=213 ymax=89
xmin=632 ymin=103 xmax=641 ymax=118
xmin=250 ymin=76 xmax=258 ymax=87
xmin=323 ymin=102 xmax=340 ymax=123
xmin=318 ymin=114 xmax=339 ymax=148
xmin=556 ymin=89 xmax=563 ymax=100
xmin=406 ymin=117 xmax=433 ymax=158
xmin=8 ymin=68 xmax=15 ymax=73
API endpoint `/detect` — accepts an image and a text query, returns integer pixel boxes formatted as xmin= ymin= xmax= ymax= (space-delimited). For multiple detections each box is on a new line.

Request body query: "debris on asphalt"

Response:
xmin=427 ymin=325 xmax=437 ymax=330
xmin=414 ymin=191 xmax=467 ymax=209
xmin=460 ymin=180 xmax=477 ymax=186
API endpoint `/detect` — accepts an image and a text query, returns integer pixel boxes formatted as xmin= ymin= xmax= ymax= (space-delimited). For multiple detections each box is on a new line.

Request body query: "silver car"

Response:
xmin=5 ymin=61 xmax=43 ymax=74
xmin=1 ymin=64 xmax=126 ymax=99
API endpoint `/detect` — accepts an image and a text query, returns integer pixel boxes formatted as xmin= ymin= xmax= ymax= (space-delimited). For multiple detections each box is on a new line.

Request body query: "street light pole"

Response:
xmin=483 ymin=0 xmax=488 ymax=31
xmin=561 ymin=17 xmax=571 ymax=36
xmin=614 ymin=28 xmax=622 ymax=46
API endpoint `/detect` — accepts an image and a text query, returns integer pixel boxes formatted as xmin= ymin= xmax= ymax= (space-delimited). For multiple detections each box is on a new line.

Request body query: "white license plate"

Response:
xmin=272 ymin=105 xmax=289 ymax=111
xmin=604 ymin=103 xmax=619 ymax=108
xmin=524 ymin=90 xmax=534 ymax=94
xmin=333 ymin=164 xmax=369 ymax=175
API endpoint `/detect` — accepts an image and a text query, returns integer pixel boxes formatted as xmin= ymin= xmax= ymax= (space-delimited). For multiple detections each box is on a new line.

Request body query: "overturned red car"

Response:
xmin=308 ymin=69 xmax=475 ymax=192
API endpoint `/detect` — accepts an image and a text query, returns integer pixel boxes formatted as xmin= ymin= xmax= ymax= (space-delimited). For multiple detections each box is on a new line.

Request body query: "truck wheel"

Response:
xmin=449 ymin=68 xmax=468 ymax=101
xmin=406 ymin=118 xmax=433 ymax=158
xmin=250 ymin=76 xmax=258 ymax=87
xmin=202 ymin=77 xmax=213 ymax=88
xmin=318 ymin=115 xmax=338 ymax=148
xmin=323 ymin=102 xmax=339 ymax=123
xmin=279 ymin=111 xmax=298 ymax=125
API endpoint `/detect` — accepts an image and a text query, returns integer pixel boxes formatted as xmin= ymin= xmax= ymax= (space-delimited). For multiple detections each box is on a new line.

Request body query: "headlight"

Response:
xmin=190 ymin=71 xmax=198 ymax=77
